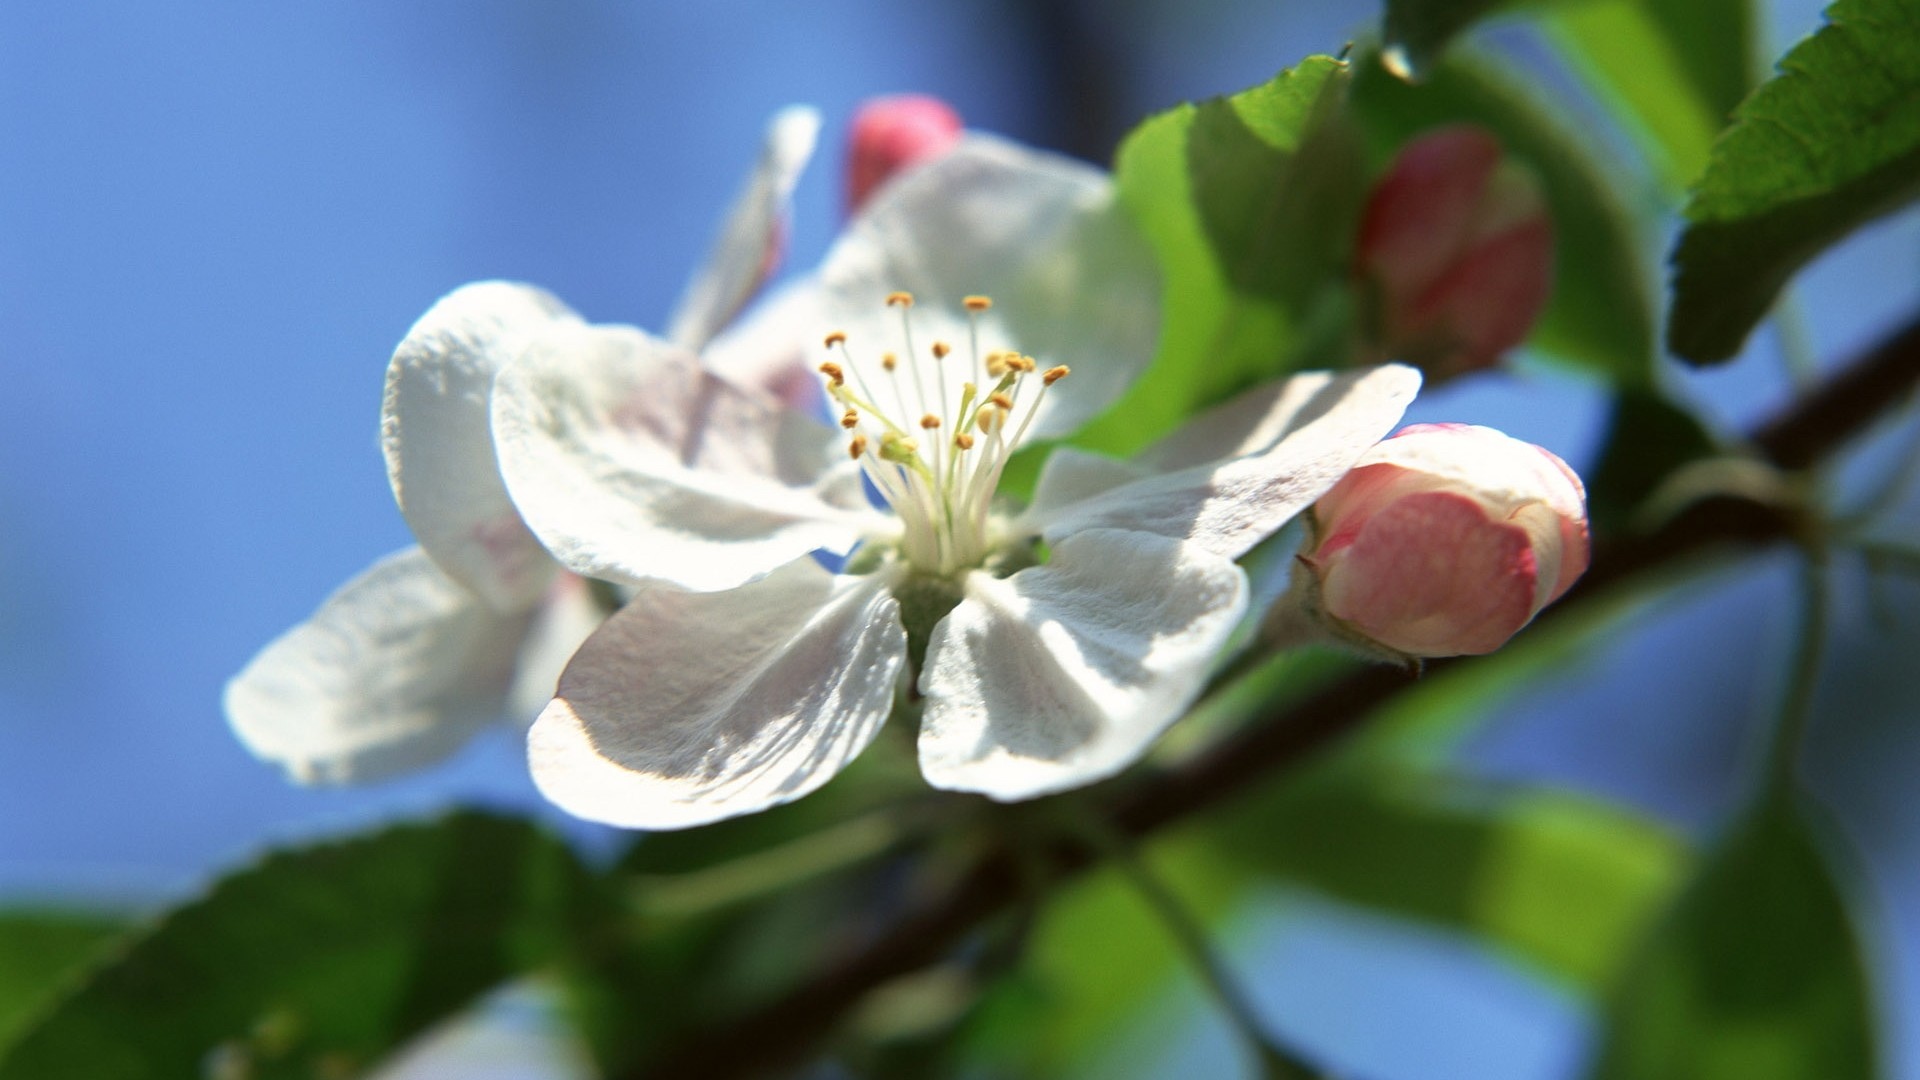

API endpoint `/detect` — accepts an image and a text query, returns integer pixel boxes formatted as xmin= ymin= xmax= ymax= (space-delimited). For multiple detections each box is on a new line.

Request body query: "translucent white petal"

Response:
xmin=700 ymin=275 xmax=825 ymax=416
xmin=225 ymin=548 xmax=534 ymax=785
xmin=506 ymin=575 xmax=606 ymax=725
xmin=493 ymin=320 xmax=885 ymax=592
xmin=818 ymin=133 xmax=1160 ymax=439
xmin=1018 ymin=366 xmax=1422 ymax=559
xmin=667 ymin=105 xmax=821 ymax=351
xmin=382 ymin=282 xmax=579 ymax=612
xmin=1135 ymin=367 xmax=1425 ymax=471
xmin=529 ymin=560 xmax=906 ymax=829
xmin=1022 ymin=446 xmax=1151 ymax=524
xmin=918 ymin=529 xmax=1248 ymax=800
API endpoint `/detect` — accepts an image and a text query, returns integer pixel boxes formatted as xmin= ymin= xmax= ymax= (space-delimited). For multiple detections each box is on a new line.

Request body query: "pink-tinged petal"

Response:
xmin=667 ymin=106 xmax=821 ymax=351
xmin=506 ymin=574 xmax=605 ymax=724
xmin=382 ymin=281 xmax=579 ymax=612
xmin=845 ymin=94 xmax=964 ymax=214
xmin=529 ymin=560 xmax=906 ymax=830
xmin=1018 ymin=366 xmax=1421 ymax=558
xmin=1295 ymin=422 xmax=1590 ymax=658
xmin=918 ymin=529 xmax=1248 ymax=800
xmin=700 ymin=276 xmax=827 ymax=416
xmin=819 ymin=133 xmax=1160 ymax=440
xmin=492 ymin=320 xmax=885 ymax=592
xmin=1317 ymin=491 xmax=1538 ymax=657
xmin=1408 ymin=215 xmax=1554 ymax=369
xmin=225 ymin=547 xmax=535 ymax=784
xmin=1355 ymin=125 xmax=1502 ymax=305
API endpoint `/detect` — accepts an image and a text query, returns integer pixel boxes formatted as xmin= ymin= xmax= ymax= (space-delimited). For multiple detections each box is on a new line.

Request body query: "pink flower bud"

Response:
xmin=1297 ymin=423 xmax=1589 ymax=659
xmin=845 ymin=94 xmax=964 ymax=215
xmin=1354 ymin=125 xmax=1554 ymax=378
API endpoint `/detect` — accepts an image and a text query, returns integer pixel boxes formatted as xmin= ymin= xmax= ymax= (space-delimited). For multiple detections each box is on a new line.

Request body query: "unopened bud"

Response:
xmin=1354 ymin=125 xmax=1553 ymax=379
xmin=845 ymin=95 xmax=965 ymax=215
xmin=1286 ymin=423 xmax=1589 ymax=660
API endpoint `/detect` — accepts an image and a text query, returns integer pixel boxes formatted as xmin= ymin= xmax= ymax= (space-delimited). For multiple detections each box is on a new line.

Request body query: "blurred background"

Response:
xmin=2 ymin=1 xmax=1916 ymax=1077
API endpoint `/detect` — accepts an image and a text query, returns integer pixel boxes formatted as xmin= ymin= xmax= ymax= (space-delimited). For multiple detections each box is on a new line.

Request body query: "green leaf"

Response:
xmin=1545 ymin=0 xmax=1757 ymax=193
xmin=1381 ymin=0 xmax=1757 ymax=194
xmin=1588 ymin=791 xmax=1877 ymax=1079
xmin=1214 ymin=771 xmax=1688 ymax=988
xmin=982 ymin=774 xmax=1685 ymax=1077
xmin=0 ymin=911 xmax=128 ymax=1053
xmin=0 ymin=812 xmax=596 ymax=1080
xmin=1351 ymin=53 xmax=1657 ymax=385
xmin=1075 ymin=55 xmax=1367 ymax=457
xmin=1669 ymin=0 xmax=1920 ymax=364
xmin=1379 ymin=0 xmax=1514 ymax=78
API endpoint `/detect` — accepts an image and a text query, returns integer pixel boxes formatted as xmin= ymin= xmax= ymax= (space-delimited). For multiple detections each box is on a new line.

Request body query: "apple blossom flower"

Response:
xmin=1285 ymin=422 xmax=1589 ymax=660
xmin=845 ymin=94 xmax=965 ymax=214
xmin=1354 ymin=125 xmax=1553 ymax=379
xmin=490 ymin=133 xmax=1423 ymax=827
xmin=226 ymin=107 xmax=824 ymax=783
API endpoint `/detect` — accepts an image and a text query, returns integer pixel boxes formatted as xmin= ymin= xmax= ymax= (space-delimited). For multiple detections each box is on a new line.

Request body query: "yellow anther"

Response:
xmin=954 ymin=432 xmax=976 ymax=450
xmin=1010 ymin=355 xmax=1037 ymax=373
xmin=988 ymin=392 xmax=1015 ymax=410
xmin=920 ymin=413 xmax=942 ymax=430
xmin=885 ymin=291 xmax=915 ymax=307
xmin=985 ymin=352 xmax=1009 ymax=377
xmin=977 ymin=408 xmax=1003 ymax=433
xmin=823 ymin=330 xmax=847 ymax=348
xmin=840 ymin=409 xmax=860 ymax=429
xmin=881 ymin=351 xmax=898 ymax=372
xmin=963 ymin=295 xmax=993 ymax=312
xmin=931 ymin=341 xmax=951 ymax=360
xmin=818 ymin=361 xmax=845 ymax=386
xmin=1043 ymin=365 xmax=1070 ymax=386
xmin=848 ymin=434 xmax=868 ymax=459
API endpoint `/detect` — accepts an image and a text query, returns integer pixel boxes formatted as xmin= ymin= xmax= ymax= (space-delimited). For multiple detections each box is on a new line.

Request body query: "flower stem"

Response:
xmin=1061 ymin=803 xmax=1322 ymax=1080
xmin=1761 ymin=548 xmax=1830 ymax=792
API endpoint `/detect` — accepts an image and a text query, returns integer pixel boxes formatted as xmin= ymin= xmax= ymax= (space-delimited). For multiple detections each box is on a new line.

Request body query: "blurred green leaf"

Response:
xmin=1217 ymin=771 xmax=1687 ymax=988
xmin=1545 ymin=0 xmax=1756 ymax=193
xmin=1351 ymin=53 xmax=1656 ymax=385
xmin=1381 ymin=0 xmax=1756 ymax=194
xmin=1380 ymin=0 xmax=1514 ymax=77
xmin=0 ymin=911 xmax=128 ymax=1052
xmin=980 ymin=775 xmax=1684 ymax=1076
xmin=1077 ymin=55 xmax=1366 ymax=457
xmin=1588 ymin=791 xmax=1877 ymax=1079
xmin=1669 ymin=0 xmax=1920 ymax=364
xmin=0 ymin=812 xmax=596 ymax=1080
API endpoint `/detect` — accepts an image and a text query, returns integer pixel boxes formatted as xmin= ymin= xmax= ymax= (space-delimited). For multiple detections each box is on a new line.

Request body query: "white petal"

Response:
xmin=529 ymin=560 xmax=906 ymax=829
xmin=1022 ymin=446 xmax=1151 ymax=523
xmin=818 ymin=133 xmax=1160 ymax=439
xmin=1018 ymin=366 xmax=1422 ymax=559
xmin=506 ymin=574 xmax=606 ymax=724
xmin=382 ymin=281 xmax=579 ymax=612
xmin=667 ymin=105 xmax=821 ymax=351
xmin=225 ymin=548 xmax=534 ymax=785
xmin=700 ymin=275 xmax=826 ymax=417
xmin=918 ymin=529 xmax=1248 ymax=800
xmin=493 ymin=319 xmax=884 ymax=592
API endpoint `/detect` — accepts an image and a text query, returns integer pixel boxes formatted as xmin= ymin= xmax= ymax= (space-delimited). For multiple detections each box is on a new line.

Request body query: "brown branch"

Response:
xmin=634 ymin=307 xmax=1920 ymax=1080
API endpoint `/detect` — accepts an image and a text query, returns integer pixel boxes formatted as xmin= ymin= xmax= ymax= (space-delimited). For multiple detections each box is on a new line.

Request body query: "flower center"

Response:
xmin=818 ymin=292 xmax=1068 ymax=577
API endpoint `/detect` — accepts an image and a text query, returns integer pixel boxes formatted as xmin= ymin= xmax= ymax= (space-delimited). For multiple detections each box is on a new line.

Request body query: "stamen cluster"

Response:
xmin=819 ymin=292 xmax=1068 ymax=576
